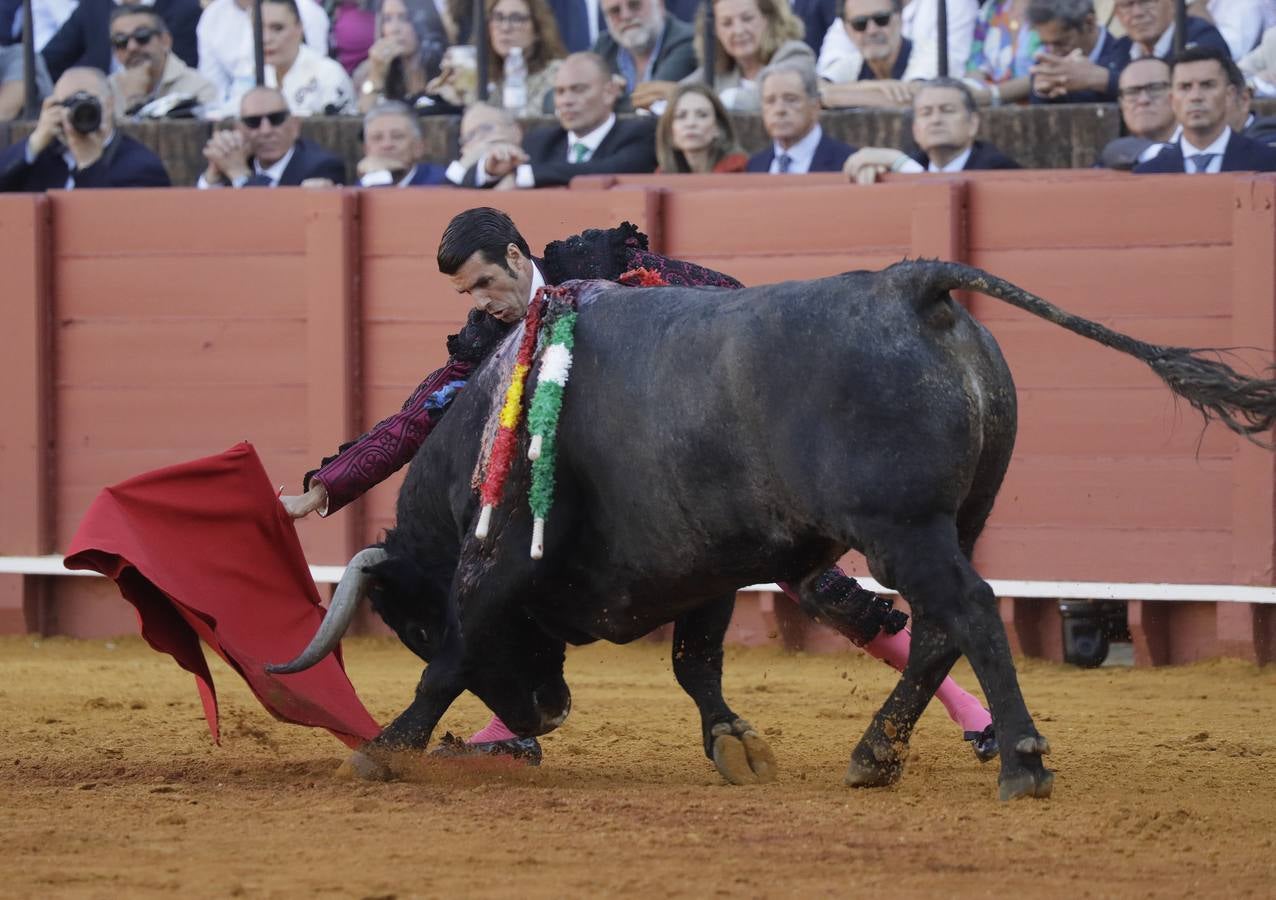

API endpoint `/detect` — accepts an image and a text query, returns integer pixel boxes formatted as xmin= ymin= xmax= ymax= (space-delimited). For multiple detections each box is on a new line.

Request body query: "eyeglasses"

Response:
xmin=1117 ymin=80 xmax=1170 ymax=101
xmin=110 ymin=26 xmax=159 ymax=50
xmin=603 ymin=0 xmax=643 ymax=17
xmin=241 ymin=110 xmax=289 ymax=128
xmin=848 ymin=11 xmax=893 ymax=31
xmin=490 ymin=11 xmax=531 ymax=26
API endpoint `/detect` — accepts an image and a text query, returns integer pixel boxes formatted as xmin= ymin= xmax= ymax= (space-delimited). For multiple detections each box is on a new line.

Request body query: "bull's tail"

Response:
xmin=901 ymin=259 xmax=1276 ymax=444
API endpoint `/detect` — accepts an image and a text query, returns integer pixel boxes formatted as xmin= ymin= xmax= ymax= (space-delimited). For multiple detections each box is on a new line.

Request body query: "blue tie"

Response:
xmin=1189 ymin=152 xmax=1217 ymax=173
xmin=777 ymin=153 xmax=794 ymax=174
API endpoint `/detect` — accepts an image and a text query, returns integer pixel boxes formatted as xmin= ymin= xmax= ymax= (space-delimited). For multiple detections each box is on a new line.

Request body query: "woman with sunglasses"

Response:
xmin=261 ymin=0 xmax=357 ymax=115
xmin=351 ymin=0 xmax=450 ymax=113
xmin=676 ymin=0 xmax=813 ymax=113
xmin=655 ymin=82 xmax=748 ymax=172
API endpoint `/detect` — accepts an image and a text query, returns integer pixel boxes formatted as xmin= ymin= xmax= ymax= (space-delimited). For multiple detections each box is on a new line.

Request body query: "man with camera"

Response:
xmin=0 ymin=66 xmax=170 ymax=191
xmin=108 ymin=4 xmax=217 ymax=118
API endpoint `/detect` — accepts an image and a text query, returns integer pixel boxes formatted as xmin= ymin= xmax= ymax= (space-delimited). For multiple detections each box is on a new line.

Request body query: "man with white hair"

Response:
xmin=593 ymin=0 xmax=696 ymax=109
xmin=0 ymin=65 xmax=170 ymax=190
xmin=357 ymin=100 xmax=447 ymax=186
xmin=747 ymin=60 xmax=856 ymax=173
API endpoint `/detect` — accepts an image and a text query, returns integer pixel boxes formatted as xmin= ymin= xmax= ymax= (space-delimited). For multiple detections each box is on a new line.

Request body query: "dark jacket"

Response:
xmin=1134 ymin=131 xmax=1276 ymax=173
xmin=859 ymin=39 xmax=911 ymax=81
xmin=42 ymin=0 xmax=201 ymax=81
xmin=0 ymin=131 xmax=170 ymax=191
xmin=1030 ymin=27 xmax=1124 ymax=104
xmin=746 ymin=130 xmax=856 ymax=173
xmin=464 ymin=115 xmax=657 ymax=188
xmin=547 ymin=0 xmax=595 ymax=53
xmin=594 ymin=14 xmax=697 ymax=87
xmin=792 ymin=0 xmax=837 ymax=53
xmin=404 ymin=162 xmax=448 ymax=186
xmin=1105 ymin=17 xmax=1230 ymax=98
xmin=242 ymin=138 xmax=347 ymax=186
xmin=911 ymin=140 xmax=1021 ymax=171
xmin=1242 ymin=114 xmax=1276 ymax=148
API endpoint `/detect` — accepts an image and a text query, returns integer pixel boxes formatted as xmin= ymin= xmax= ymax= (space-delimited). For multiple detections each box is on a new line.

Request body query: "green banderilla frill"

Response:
xmin=526 ymin=309 xmax=578 ymax=558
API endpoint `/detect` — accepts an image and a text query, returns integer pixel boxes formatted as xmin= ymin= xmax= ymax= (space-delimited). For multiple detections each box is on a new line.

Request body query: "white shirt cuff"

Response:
xmin=24 ymin=138 xmax=38 ymax=164
xmin=896 ymin=158 xmax=924 ymax=174
xmin=445 ymin=159 xmax=467 ymax=184
xmin=514 ymin=163 xmax=534 ymax=189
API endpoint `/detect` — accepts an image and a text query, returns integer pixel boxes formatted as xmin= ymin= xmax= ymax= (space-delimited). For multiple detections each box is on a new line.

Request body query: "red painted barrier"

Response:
xmin=1 ymin=174 xmax=1272 ymax=664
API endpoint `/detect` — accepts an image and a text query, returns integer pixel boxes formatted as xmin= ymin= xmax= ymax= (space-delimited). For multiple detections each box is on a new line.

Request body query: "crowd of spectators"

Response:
xmin=3 ymin=0 xmax=1276 ymax=190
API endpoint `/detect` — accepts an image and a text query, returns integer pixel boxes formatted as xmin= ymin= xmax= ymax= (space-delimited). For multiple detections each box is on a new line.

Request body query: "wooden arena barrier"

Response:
xmin=1 ymin=176 xmax=1273 ymax=665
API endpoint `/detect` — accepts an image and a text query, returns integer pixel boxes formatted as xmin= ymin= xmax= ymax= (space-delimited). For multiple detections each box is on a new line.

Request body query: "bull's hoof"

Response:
xmin=710 ymin=719 xmax=777 ymax=785
xmin=335 ymin=747 xmax=395 ymax=782
xmin=844 ymin=739 xmax=905 ymax=788
xmin=998 ymin=768 xmax=1055 ymax=801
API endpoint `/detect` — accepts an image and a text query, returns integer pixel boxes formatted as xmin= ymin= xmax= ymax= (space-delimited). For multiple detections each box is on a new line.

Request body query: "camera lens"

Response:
xmin=63 ymin=92 xmax=103 ymax=135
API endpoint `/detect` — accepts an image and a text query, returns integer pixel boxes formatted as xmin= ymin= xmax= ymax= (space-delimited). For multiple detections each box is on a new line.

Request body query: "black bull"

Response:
xmin=270 ymin=260 xmax=1276 ymax=801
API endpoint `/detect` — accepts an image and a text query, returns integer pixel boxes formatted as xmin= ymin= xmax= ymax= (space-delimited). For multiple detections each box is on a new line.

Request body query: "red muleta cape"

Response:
xmin=64 ymin=442 xmax=382 ymax=748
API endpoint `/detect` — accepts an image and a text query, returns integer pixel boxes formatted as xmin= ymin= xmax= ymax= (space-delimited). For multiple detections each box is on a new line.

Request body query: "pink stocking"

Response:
xmin=468 ymin=714 xmax=518 ymax=744
xmin=862 ymin=627 xmax=992 ymax=735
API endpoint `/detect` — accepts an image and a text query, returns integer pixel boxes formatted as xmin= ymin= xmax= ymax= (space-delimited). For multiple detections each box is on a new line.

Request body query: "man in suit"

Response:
xmin=1109 ymin=0 xmax=1229 ymax=71
xmin=747 ymin=60 xmax=856 ymax=174
xmin=1136 ymin=45 xmax=1276 ymax=173
xmin=42 ymin=0 xmax=202 ymax=82
xmin=843 ymin=77 xmax=1020 ymax=182
xmin=197 ymin=86 xmax=346 ymax=188
xmin=1098 ymin=56 xmax=1178 ymax=169
xmin=0 ymin=65 xmax=170 ymax=191
xmin=594 ymin=0 xmax=696 ymax=110
xmin=356 ymin=100 xmax=447 ymax=187
xmin=1027 ymin=0 xmax=1125 ymax=103
xmin=465 ymin=52 xmax=656 ymax=189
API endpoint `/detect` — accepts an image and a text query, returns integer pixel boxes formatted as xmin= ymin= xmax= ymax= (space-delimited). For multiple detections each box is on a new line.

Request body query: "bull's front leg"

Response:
xmin=339 ymin=659 xmax=464 ymax=781
xmin=673 ymin=594 xmax=777 ymax=785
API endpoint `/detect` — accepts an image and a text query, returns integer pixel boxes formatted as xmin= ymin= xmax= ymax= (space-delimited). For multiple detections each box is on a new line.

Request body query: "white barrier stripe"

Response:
xmin=3 ymin=556 xmax=1275 ymax=604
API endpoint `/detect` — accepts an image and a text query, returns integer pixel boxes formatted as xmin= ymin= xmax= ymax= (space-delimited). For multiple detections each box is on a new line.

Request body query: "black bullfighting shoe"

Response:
xmin=431 ymin=731 xmax=543 ymax=766
xmin=964 ymin=724 xmax=998 ymax=763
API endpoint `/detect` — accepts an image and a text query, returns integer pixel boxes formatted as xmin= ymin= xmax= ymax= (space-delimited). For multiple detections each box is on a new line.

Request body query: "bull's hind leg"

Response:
xmin=860 ymin=516 xmax=1053 ymax=801
xmin=673 ymin=595 xmax=777 ymax=785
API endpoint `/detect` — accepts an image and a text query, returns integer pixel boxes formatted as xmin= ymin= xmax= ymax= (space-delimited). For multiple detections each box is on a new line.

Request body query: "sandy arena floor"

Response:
xmin=2 ymin=634 xmax=1273 ymax=899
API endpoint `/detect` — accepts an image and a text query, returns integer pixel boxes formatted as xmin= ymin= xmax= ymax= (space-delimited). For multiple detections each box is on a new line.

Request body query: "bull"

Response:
xmin=269 ymin=260 xmax=1276 ymax=801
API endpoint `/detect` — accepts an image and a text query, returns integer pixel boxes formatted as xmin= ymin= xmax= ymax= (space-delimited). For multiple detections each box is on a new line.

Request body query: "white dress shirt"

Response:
xmin=198 ymin=0 xmax=331 ymax=118
xmin=508 ymin=113 xmax=617 ymax=188
xmin=1179 ymin=127 xmax=1231 ymax=173
xmin=1130 ymin=23 xmax=1178 ymax=60
xmin=266 ymin=44 xmax=355 ymax=116
xmin=768 ymin=123 xmax=824 ymax=174
xmin=196 ymin=144 xmax=296 ymax=188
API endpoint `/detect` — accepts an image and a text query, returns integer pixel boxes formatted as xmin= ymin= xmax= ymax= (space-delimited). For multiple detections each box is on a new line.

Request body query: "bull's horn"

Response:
xmin=265 ymin=547 xmax=388 ymax=675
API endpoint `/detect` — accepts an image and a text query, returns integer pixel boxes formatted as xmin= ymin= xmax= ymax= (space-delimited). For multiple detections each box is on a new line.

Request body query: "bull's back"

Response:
xmin=555 ymin=271 xmax=1008 ymax=573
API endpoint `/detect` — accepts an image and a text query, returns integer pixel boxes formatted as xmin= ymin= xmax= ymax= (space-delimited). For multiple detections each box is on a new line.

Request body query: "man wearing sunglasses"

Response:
xmin=819 ymin=0 xmax=919 ymax=108
xmin=107 ymin=4 xmax=216 ymax=117
xmin=197 ymin=85 xmax=345 ymax=188
xmin=0 ymin=65 xmax=170 ymax=191
xmin=41 ymin=0 xmax=201 ymax=83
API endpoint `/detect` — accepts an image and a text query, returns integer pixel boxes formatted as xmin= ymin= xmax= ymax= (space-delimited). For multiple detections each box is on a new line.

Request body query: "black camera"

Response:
xmin=59 ymin=91 xmax=103 ymax=135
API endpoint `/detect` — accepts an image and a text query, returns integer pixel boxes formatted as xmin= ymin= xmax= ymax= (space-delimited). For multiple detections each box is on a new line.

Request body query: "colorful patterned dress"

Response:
xmin=965 ymin=0 xmax=1041 ymax=83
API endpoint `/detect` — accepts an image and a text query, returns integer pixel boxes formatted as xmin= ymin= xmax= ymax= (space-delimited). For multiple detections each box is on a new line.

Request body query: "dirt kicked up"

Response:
xmin=2 ymin=634 xmax=1273 ymax=899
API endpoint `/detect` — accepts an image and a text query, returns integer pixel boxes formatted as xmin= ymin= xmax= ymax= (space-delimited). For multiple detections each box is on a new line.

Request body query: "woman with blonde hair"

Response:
xmin=656 ymin=82 xmax=748 ymax=172
xmin=680 ymin=0 xmax=815 ymax=111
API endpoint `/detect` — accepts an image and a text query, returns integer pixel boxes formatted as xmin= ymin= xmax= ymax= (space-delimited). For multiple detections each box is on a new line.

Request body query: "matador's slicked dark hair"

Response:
xmin=437 ymin=207 xmax=532 ymax=276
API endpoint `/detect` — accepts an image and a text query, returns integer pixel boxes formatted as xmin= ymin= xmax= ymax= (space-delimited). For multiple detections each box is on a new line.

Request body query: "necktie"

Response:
xmin=1189 ymin=152 xmax=1217 ymax=173
xmin=571 ymin=141 xmax=590 ymax=163
xmin=777 ymin=153 xmax=794 ymax=174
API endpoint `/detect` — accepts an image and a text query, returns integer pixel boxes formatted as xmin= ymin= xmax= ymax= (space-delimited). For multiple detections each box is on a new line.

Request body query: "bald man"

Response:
xmin=0 ymin=66 xmax=170 ymax=191
xmin=462 ymin=51 xmax=656 ymax=189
